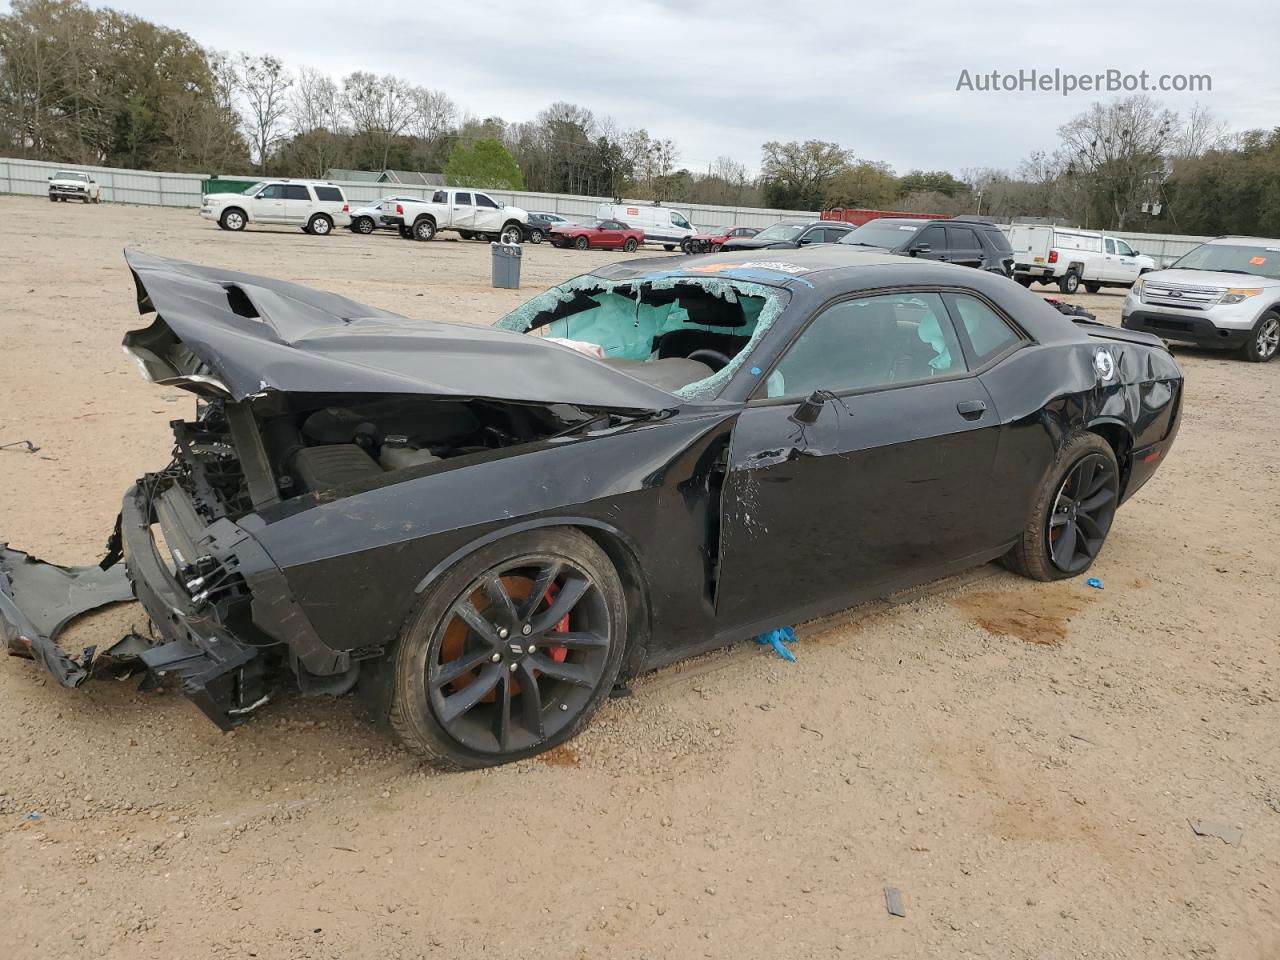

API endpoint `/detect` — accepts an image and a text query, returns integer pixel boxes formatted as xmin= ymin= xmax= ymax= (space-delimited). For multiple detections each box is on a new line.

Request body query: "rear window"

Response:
xmin=314 ymin=186 xmax=343 ymax=202
xmin=946 ymin=293 xmax=1022 ymax=364
xmin=454 ymin=192 xmax=472 ymax=206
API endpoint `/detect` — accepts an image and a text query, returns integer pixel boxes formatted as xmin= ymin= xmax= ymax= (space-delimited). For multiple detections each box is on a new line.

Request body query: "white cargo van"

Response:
xmin=1008 ymin=224 xmax=1156 ymax=293
xmin=596 ymin=202 xmax=695 ymax=250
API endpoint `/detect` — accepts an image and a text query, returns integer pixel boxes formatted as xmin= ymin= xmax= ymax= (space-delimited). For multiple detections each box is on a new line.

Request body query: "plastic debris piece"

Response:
xmin=884 ymin=885 xmax=906 ymax=917
xmin=25 ymin=811 xmax=42 ymax=820
xmin=1086 ymin=578 xmax=1104 ymax=589
xmin=1189 ymin=818 xmax=1242 ymax=846
xmin=1 ymin=439 xmax=40 ymax=454
xmin=753 ymin=626 xmax=798 ymax=662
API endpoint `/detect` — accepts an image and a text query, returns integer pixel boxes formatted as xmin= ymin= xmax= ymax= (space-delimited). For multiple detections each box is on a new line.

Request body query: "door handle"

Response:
xmin=956 ymin=399 xmax=987 ymax=420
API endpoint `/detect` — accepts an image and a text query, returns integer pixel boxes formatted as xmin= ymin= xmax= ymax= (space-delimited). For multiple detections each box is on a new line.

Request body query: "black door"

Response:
xmin=946 ymin=225 xmax=984 ymax=268
xmin=908 ymin=224 xmax=949 ymax=262
xmin=715 ymin=291 xmax=1003 ymax=635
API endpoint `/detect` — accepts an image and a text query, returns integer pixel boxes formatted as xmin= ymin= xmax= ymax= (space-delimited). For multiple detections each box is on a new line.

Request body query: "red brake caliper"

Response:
xmin=544 ymin=583 xmax=570 ymax=663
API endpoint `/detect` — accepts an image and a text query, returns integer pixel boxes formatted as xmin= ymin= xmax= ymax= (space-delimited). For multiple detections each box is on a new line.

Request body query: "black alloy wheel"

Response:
xmin=1047 ymin=452 xmax=1119 ymax=574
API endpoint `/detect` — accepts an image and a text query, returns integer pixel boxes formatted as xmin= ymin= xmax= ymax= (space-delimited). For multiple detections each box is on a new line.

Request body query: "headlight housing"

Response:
xmin=1220 ymin=287 xmax=1263 ymax=304
xmin=1131 ymin=277 xmax=1145 ymax=297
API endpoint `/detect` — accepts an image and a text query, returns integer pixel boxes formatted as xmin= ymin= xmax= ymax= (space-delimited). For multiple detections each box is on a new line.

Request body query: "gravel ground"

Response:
xmin=1 ymin=196 xmax=1278 ymax=960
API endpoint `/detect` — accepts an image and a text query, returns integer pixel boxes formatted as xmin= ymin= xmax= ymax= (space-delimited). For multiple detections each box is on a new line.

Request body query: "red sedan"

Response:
xmin=549 ymin=217 xmax=644 ymax=251
xmin=685 ymin=225 xmax=759 ymax=253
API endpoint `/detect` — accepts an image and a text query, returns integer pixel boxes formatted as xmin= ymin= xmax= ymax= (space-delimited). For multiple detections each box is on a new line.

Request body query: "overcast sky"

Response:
xmin=79 ymin=0 xmax=1280 ymax=175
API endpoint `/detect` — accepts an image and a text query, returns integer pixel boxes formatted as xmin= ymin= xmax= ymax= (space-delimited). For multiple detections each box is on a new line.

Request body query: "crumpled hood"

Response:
xmin=120 ymin=249 xmax=680 ymax=411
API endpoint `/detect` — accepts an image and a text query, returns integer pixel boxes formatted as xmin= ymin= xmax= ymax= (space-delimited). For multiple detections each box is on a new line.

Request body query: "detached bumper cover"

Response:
xmin=0 ymin=543 xmax=134 ymax=686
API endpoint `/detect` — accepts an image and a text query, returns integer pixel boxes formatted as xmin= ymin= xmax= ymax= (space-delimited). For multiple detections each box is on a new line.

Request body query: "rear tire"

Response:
xmin=306 ymin=214 xmax=333 ymax=236
xmin=413 ymin=218 xmax=436 ymax=241
xmin=663 ymin=244 xmax=675 ymax=251
xmin=574 ymin=235 xmax=590 ymax=251
xmin=529 ymin=229 xmax=544 ymax=244
xmin=1058 ymin=271 xmax=1081 ymax=294
xmin=623 ymin=237 xmax=638 ymax=253
xmin=1003 ymin=431 xmax=1119 ymax=582
xmin=1239 ymin=311 xmax=1280 ymax=362
xmin=388 ymin=528 xmax=628 ymax=770
xmin=1014 ymin=275 xmax=1033 ymax=287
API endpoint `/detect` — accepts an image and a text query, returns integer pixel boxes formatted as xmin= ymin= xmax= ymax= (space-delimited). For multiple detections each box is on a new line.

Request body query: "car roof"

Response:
xmin=1208 ymin=235 xmax=1280 ymax=246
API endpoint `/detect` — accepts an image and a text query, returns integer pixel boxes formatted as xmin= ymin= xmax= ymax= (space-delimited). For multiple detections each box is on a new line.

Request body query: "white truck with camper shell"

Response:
xmin=200 ymin=179 xmax=350 ymax=235
xmin=596 ymin=202 xmax=696 ymax=251
xmin=1008 ymin=224 xmax=1156 ymax=294
xmin=382 ymin=188 xmax=529 ymax=243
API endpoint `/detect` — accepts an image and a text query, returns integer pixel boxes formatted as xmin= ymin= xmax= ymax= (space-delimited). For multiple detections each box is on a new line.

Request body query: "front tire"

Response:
xmin=1004 ymin=431 xmax=1120 ymax=582
xmin=1084 ymin=282 xmax=1101 ymax=294
xmin=219 ymin=208 xmax=247 ymax=231
xmin=352 ymin=216 xmax=375 ymax=234
xmin=500 ymin=222 xmax=523 ymax=245
xmin=663 ymin=244 xmax=675 ymax=251
xmin=1240 ymin=311 xmax=1280 ymax=362
xmin=574 ymin=235 xmax=590 ymax=251
xmin=388 ymin=528 xmax=628 ymax=770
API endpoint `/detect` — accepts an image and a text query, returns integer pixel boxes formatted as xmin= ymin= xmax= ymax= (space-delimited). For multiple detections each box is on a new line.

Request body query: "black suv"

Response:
xmin=837 ymin=218 xmax=1014 ymax=275
xmin=719 ymin=218 xmax=855 ymax=251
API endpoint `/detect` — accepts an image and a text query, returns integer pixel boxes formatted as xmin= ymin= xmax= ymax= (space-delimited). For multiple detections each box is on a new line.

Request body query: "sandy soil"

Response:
xmin=1 ymin=195 xmax=1278 ymax=960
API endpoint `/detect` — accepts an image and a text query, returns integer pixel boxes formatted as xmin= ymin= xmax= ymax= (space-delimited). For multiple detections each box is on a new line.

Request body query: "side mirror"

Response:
xmin=1130 ymin=249 xmax=1140 ymax=255
xmin=789 ymin=391 xmax=828 ymax=427
xmin=47 ymin=175 xmax=52 ymax=180
xmin=910 ymin=243 xmax=931 ymax=255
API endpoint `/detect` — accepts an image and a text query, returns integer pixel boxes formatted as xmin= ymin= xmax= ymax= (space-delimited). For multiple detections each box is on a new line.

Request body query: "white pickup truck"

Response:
xmin=382 ymin=188 xmax=529 ymax=243
xmin=1009 ymin=224 xmax=1156 ymax=293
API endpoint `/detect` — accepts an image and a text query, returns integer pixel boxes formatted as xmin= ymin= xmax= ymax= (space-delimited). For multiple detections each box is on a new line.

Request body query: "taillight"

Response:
xmin=1048 ymin=249 xmax=1059 ymax=264
xmin=396 ymin=204 xmax=404 ymax=215
xmin=342 ymin=203 xmax=349 ymax=212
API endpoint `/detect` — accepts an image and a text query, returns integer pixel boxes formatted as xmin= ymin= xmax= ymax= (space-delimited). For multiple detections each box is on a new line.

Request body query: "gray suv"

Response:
xmin=1122 ymin=236 xmax=1280 ymax=362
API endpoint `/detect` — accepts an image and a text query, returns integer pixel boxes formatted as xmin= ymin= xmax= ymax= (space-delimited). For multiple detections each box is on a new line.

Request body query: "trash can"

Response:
xmin=491 ymin=241 xmax=523 ymax=289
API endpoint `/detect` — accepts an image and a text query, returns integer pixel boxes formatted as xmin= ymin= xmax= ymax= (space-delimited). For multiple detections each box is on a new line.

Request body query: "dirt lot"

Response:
xmin=1 ymin=195 xmax=1278 ymax=960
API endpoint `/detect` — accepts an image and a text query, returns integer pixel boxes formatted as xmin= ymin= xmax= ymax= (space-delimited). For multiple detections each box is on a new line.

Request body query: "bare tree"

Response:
xmin=342 ymin=71 xmax=418 ymax=171
xmin=1171 ymin=103 xmax=1228 ymax=161
xmin=407 ymin=86 xmax=455 ymax=152
xmin=237 ymin=53 xmax=292 ymax=174
xmin=292 ymin=66 xmax=341 ymax=133
xmin=1058 ymin=95 xmax=1177 ymax=229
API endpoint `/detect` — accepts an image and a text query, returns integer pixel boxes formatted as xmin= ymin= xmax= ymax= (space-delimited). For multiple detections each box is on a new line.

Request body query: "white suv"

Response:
xmin=1122 ymin=236 xmax=1280 ymax=362
xmin=201 ymin=180 xmax=350 ymax=235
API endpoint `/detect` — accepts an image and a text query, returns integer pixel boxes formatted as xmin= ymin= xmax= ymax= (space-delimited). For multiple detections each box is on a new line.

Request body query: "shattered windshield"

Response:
xmin=495 ymin=276 xmax=789 ymax=400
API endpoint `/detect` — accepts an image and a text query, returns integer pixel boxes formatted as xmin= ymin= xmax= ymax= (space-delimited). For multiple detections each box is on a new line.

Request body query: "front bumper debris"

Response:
xmin=1 ymin=535 xmax=135 ymax=686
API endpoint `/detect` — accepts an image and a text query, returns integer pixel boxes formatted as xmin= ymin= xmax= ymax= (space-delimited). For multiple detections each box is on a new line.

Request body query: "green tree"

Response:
xmin=444 ymin=137 xmax=525 ymax=190
xmin=759 ymin=139 xmax=851 ymax=209
xmin=896 ymin=169 xmax=968 ymax=199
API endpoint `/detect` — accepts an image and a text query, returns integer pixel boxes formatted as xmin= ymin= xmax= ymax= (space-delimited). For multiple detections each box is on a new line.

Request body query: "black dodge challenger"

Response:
xmin=1 ymin=247 xmax=1183 ymax=769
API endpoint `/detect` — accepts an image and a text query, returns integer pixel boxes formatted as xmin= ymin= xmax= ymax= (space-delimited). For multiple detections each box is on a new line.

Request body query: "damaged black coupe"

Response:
xmin=1 ymin=247 xmax=1183 ymax=768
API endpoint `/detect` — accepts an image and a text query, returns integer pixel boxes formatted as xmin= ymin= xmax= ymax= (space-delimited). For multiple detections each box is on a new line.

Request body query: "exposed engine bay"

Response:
xmin=174 ymin=394 xmax=607 ymax=519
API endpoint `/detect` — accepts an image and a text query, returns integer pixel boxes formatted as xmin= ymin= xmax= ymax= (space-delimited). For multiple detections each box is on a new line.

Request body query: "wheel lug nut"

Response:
xmin=509 ymin=662 xmax=518 ymax=673
xmin=527 ymin=645 xmax=536 ymax=654
xmin=498 ymin=628 xmax=509 ymax=639
xmin=521 ymin=624 xmax=532 ymax=636
xmin=559 ymin=704 xmax=568 ymax=711
xmin=490 ymin=653 xmax=501 ymax=663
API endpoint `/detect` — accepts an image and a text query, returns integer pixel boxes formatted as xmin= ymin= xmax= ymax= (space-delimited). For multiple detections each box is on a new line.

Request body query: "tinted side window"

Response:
xmin=432 ymin=190 xmax=448 ymax=203
xmin=474 ymin=193 xmax=499 ymax=208
xmin=258 ymin=184 xmax=284 ymax=199
xmin=798 ymin=227 xmax=826 ymax=244
xmin=984 ymin=227 xmax=1013 ymax=253
xmin=947 ymin=226 xmax=981 ymax=249
xmin=314 ymin=186 xmax=343 ymax=202
xmin=916 ymin=225 xmax=946 ymax=250
xmin=283 ymin=184 xmax=310 ymax=200
xmin=767 ymin=293 xmax=966 ymax=398
xmin=946 ymin=293 xmax=1021 ymax=364
xmin=454 ymin=192 xmax=472 ymax=206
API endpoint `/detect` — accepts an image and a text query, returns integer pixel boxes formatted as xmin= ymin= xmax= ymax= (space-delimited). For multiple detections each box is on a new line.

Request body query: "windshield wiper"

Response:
xmin=1208 ymin=269 xmax=1260 ymax=276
